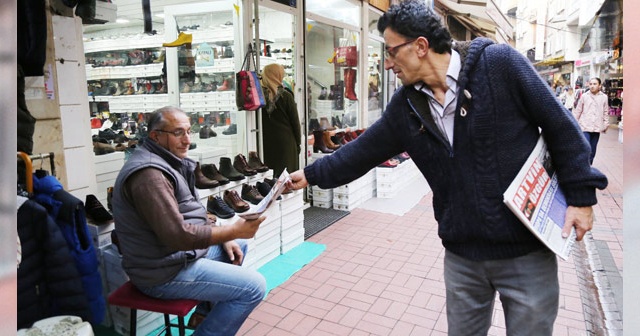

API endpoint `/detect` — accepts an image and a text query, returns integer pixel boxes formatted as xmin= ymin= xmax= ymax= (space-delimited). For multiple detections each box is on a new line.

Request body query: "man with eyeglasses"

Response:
xmin=112 ymin=106 xmax=266 ymax=335
xmin=286 ymin=1 xmax=607 ymax=335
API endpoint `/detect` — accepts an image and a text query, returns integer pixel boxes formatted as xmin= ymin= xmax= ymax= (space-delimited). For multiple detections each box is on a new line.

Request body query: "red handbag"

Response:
xmin=335 ymin=46 xmax=357 ymax=67
xmin=236 ymin=46 xmax=266 ymax=111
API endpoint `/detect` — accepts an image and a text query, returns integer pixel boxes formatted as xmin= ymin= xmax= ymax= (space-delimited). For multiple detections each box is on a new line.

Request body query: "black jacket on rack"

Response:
xmin=17 ymin=199 xmax=90 ymax=329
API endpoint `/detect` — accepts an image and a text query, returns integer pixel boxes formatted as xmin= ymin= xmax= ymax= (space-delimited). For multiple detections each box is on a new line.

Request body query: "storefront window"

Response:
xmin=306 ymin=21 xmax=360 ymax=132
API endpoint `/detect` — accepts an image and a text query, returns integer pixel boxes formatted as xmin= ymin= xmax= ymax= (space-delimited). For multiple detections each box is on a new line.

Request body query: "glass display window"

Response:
xmin=306 ymin=20 xmax=361 ymax=132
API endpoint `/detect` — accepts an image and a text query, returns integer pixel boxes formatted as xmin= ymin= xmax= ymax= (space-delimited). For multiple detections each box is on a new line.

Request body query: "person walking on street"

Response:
xmin=563 ymin=86 xmax=575 ymax=112
xmin=111 ymin=106 xmax=266 ymax=335
xmin=286 ymin=1 xmax=608 ymax=335
xmin=573 ymin=77 xmax=610 ymax=164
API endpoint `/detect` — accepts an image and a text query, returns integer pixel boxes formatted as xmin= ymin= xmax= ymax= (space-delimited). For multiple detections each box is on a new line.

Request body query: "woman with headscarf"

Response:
xmin=260 ymin=63 xmax=301 ymax=176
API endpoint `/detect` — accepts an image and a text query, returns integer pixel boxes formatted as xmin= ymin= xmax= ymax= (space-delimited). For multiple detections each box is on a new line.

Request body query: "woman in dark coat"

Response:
xmin=261 ymin=63 xmax=301 ymax=177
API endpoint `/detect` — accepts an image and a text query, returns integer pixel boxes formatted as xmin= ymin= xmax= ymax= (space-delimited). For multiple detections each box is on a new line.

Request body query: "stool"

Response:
xmin=108 ymin=281 xmax=200 ymax=336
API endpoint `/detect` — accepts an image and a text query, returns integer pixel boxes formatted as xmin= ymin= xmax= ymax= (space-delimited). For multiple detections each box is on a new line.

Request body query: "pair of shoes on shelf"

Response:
xmin=233 ymin=154 xmax=257 ymax=176
xmin=219 ymin=157 xmax=245 ymax=181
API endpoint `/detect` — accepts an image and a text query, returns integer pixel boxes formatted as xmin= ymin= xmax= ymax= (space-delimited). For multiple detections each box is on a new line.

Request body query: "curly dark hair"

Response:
xmin=377 ymin=0 xmax=452 ymax=54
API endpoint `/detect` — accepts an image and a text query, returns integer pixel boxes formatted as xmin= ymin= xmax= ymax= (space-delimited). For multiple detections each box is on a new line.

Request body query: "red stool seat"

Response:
xmin=108 ymin=281 xmax=200 ymax=336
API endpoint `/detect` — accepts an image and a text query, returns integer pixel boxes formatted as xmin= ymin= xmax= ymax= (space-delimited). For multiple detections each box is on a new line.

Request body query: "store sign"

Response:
xmin=575 ymin=58 xmax=590 ymax=67
xmin=195 ymin=43 xmax=215 ymax=67
xmin=368 ymin=0 xmax=390 ymax=11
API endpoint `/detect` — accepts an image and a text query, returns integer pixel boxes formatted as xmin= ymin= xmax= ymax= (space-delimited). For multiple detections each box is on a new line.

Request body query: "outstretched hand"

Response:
xmin=563 ymin=206 xmax=594 ymax=241
xmin=286 ymin=169 xmax=309 ymax=191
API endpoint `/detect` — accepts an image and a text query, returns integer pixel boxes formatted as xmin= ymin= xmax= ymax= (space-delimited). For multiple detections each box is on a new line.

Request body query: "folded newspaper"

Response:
xmin=503 ymin=136 xmax=576 ymax=260
xmin=238 ymin=169 xmax=291 ymax=220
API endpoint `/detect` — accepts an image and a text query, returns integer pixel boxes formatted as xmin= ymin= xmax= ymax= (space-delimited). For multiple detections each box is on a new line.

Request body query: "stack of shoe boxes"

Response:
xmin=188 ymin=147 xmax=227 ymax=165
xmin=309 ymin=153 xmax=334 ymax=208
xmin=243 ymin=201 xmax=282 ymax=270
xmin=93 ymin=152 xmax=125 ymax=206
xmin=332 ymin=169 xmax=376 ymax=211
xmin=376 ymin=158 xmax=420 ymax=198
xmin=88 ymin=220 xmax=115 ymax=328
xmin=279 ymin=189 xmax=305 ymax=254
xmin=102 ymin=245 xmax=165 ymax=335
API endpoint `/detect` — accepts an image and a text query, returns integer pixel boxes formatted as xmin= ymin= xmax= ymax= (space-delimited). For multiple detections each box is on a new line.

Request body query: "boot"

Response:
xmin=313 ymin=130 xmax=334 ymax=154
xmin=201 ymin=164 xmax=230 ymax=185
xmin=163 ymin=32 xmax=193 ymax=48
xmin=248 ymin=151 xmax=269 ymax=172
xmin=219 ymin=157 xmax=246 ymax=181
xmin=319 ymin=117 xmax=335 ymax=131
xmin=195 ymin=162 xmax=220 ymax=189
xmin=323 ymin=131 xmax=341 ymax=150
xmin=223 ymin=124 xmax=237 ymax=135
xmin=233 ymin=154 xmax=257 ymax=176
xmin=309 ymin=118 xmax=321 ymax=131
xmin=344 ymin=68 xmax=358 ymax=100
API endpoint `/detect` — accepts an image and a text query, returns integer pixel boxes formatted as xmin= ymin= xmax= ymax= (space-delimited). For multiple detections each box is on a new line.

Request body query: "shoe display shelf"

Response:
xmin=376 ymin=159 xmax=420 ymax=198
xmin=90 ymin=94 xmax=170 ymax=114
xmin=93 ymin=151 xmax=125 ymax=206
xmin=244 ymin=203 xmax=282 ymax=270
xmin=195 ymin=169 xmax=274 ymax=208
xmin=86 ymin=63 xmax=164 ymax=81
xmin=102 ymin=245 xmax=166 ymax=334
xmin=332 ymin=169 xmax=376 ymax=211
xmin=179 ymin=91 xmax=237 ymax=113
xmin=280 ymin=189 xmax=305 ymax=254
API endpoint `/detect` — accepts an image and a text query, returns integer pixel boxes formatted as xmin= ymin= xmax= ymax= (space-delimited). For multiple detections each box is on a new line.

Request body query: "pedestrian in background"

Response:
xmin=573 ymin=77 xmax=610 ymax=164
xmin=261 ymin=63 xmax=302 ymax=176
xmin=562 ymin=86 xmax=575 ymax=111
xmin=286 ymin=1 xmax=608 ymax=335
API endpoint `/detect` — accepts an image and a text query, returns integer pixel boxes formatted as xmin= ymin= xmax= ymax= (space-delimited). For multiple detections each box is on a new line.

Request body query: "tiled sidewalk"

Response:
xmin=239 ymin=128 xmax=623 ymax=336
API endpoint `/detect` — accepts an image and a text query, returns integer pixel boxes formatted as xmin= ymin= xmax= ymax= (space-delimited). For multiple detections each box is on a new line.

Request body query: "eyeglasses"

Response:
xmin=384 ymin=39 xmax=417 ymax=58
xmin=154 ymin=128 xmax=191 ymax=138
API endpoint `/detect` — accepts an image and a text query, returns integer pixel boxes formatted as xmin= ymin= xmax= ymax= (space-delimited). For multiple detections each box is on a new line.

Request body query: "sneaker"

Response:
xmin=207 ymin=195 xmax=235 ymax=219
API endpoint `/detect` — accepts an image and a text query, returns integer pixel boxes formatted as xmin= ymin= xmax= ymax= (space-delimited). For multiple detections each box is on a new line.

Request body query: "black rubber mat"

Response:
xmin=304 ymin=206 xmax=350 ymax=239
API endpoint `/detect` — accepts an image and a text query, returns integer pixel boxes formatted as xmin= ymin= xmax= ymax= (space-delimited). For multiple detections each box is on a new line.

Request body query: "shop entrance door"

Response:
xmin=254 ymin=0 xmax=304 ymax=173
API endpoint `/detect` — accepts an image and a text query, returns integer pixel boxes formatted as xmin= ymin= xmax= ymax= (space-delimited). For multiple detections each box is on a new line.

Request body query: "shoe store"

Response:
xmin=17 ymin=0 xmax=429 ymax=333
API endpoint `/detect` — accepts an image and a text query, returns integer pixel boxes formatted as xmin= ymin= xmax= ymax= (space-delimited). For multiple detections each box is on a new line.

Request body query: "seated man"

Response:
xmin=112 ymin=106 xmax=266 ymax=335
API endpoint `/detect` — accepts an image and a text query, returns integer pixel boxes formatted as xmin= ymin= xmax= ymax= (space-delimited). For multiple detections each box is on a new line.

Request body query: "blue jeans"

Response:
xmin=138 ymin=239 xmax=266 ymax=336
xmin=444 ymin=249 xmax=559 ymax=335
xmin=583 ymin=131 xmax=600 ymax=164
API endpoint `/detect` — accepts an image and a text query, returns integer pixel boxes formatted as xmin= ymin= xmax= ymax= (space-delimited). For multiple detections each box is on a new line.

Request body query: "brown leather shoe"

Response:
xmin=248 ymin=151 xmax=269 ymax=172
xmin=223 ymin=190 xmax=250 ymax=213
xmin=195 ymin=162 xmax=220 ymax=189
xmin=233 ymin=154 xmax=257 ymax=176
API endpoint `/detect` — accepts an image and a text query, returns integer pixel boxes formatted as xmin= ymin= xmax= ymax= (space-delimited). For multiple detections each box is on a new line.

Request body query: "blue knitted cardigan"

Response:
xmin=305 ymin=38 xmax=608 ymax=261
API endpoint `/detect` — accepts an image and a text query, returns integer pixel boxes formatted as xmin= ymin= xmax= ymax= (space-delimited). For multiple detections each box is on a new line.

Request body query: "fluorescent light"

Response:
xmin=116 ymin=18 xmax=129 ymax=24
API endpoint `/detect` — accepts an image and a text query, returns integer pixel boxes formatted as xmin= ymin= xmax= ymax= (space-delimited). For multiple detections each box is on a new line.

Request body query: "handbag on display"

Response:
xmin=334 ymin=34 xmax=358 ymax=67
xmin=236 ymin=45 xmax=266 ymax=111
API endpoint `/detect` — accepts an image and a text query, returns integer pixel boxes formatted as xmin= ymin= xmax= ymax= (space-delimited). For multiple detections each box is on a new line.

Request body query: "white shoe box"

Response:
xmin=189 ymin=146 xmax=227 ymax=165
xmin=312 ymin=188 xmax=333 ymax=202
xmin=281 ymin=227 xmax=305 ymax=254
xmin=280 ymin=189 xmax=304 ymax=215
xmin=94 ymin=152 xmax=125 ymax=203
xmin=376 ymin=159 xmax=419 ymax=198
xmin=312 ymin=200 xmax=332 ymax=209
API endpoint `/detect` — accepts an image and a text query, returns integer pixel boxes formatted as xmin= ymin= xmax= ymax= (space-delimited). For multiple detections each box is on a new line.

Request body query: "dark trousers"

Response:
xmin=583 ymin=131 xmax=600 ymax=164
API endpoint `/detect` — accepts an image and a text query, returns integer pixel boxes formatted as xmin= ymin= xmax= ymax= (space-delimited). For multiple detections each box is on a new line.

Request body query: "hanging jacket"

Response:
xmin=33 ymin=175 xmax=106 ymax=325
xmin=17 ymin=199 xmax=90 ymax=329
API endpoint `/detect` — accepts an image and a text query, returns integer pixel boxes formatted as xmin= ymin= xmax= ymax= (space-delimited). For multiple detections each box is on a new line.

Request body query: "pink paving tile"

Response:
xmin=274 ymin=310 xmax=306 ymax=332
xmin=314 ymin=320 xmax=354 ymax=335
xmin=339 ymin=308 xmax=366 ymax=328
xmin=289 ymin=315 xmax=321 ymax=335
xmin=384 ymin=301 xmax=409 ymax=319
xmin=354 ymin=319 xmax=392 ymax=335
xmin=324 ymin=286 xmax=349 ymax=304
xmin=322 ymin=304 xmax=351 ymax=324
xmin=389 ymin=320 xmax=417 ymax=336
xmin=369 ymin=297 xmax=393 ymax=315
xmin=340 ymin=296 xmax=373 ymax=311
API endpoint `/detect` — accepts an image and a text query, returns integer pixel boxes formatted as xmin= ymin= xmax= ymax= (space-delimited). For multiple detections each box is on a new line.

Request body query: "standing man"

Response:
xmin=286 ymin=1 xmax=608 ymax=335
xmin=112 ymin=106 xmax=266 ymax=336
xmin=573 ymin=77 xmax=610 ymax=164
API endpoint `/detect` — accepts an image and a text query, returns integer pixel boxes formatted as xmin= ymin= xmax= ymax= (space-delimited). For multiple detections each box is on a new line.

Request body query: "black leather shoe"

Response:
xmin=241 ymin=184 xmax=264 ymax=205
xmin=256 ymin=181 xmax=281 ymax=200
xmin=201 ymin=164 xmax=230 ymax=185
xmin=85 ymin=194 xmax=113 ymax=222
xmin=207 ymin=195 xmax=235 ymax=219
xmin=219 ymin=157 xmax=245 ymax=181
